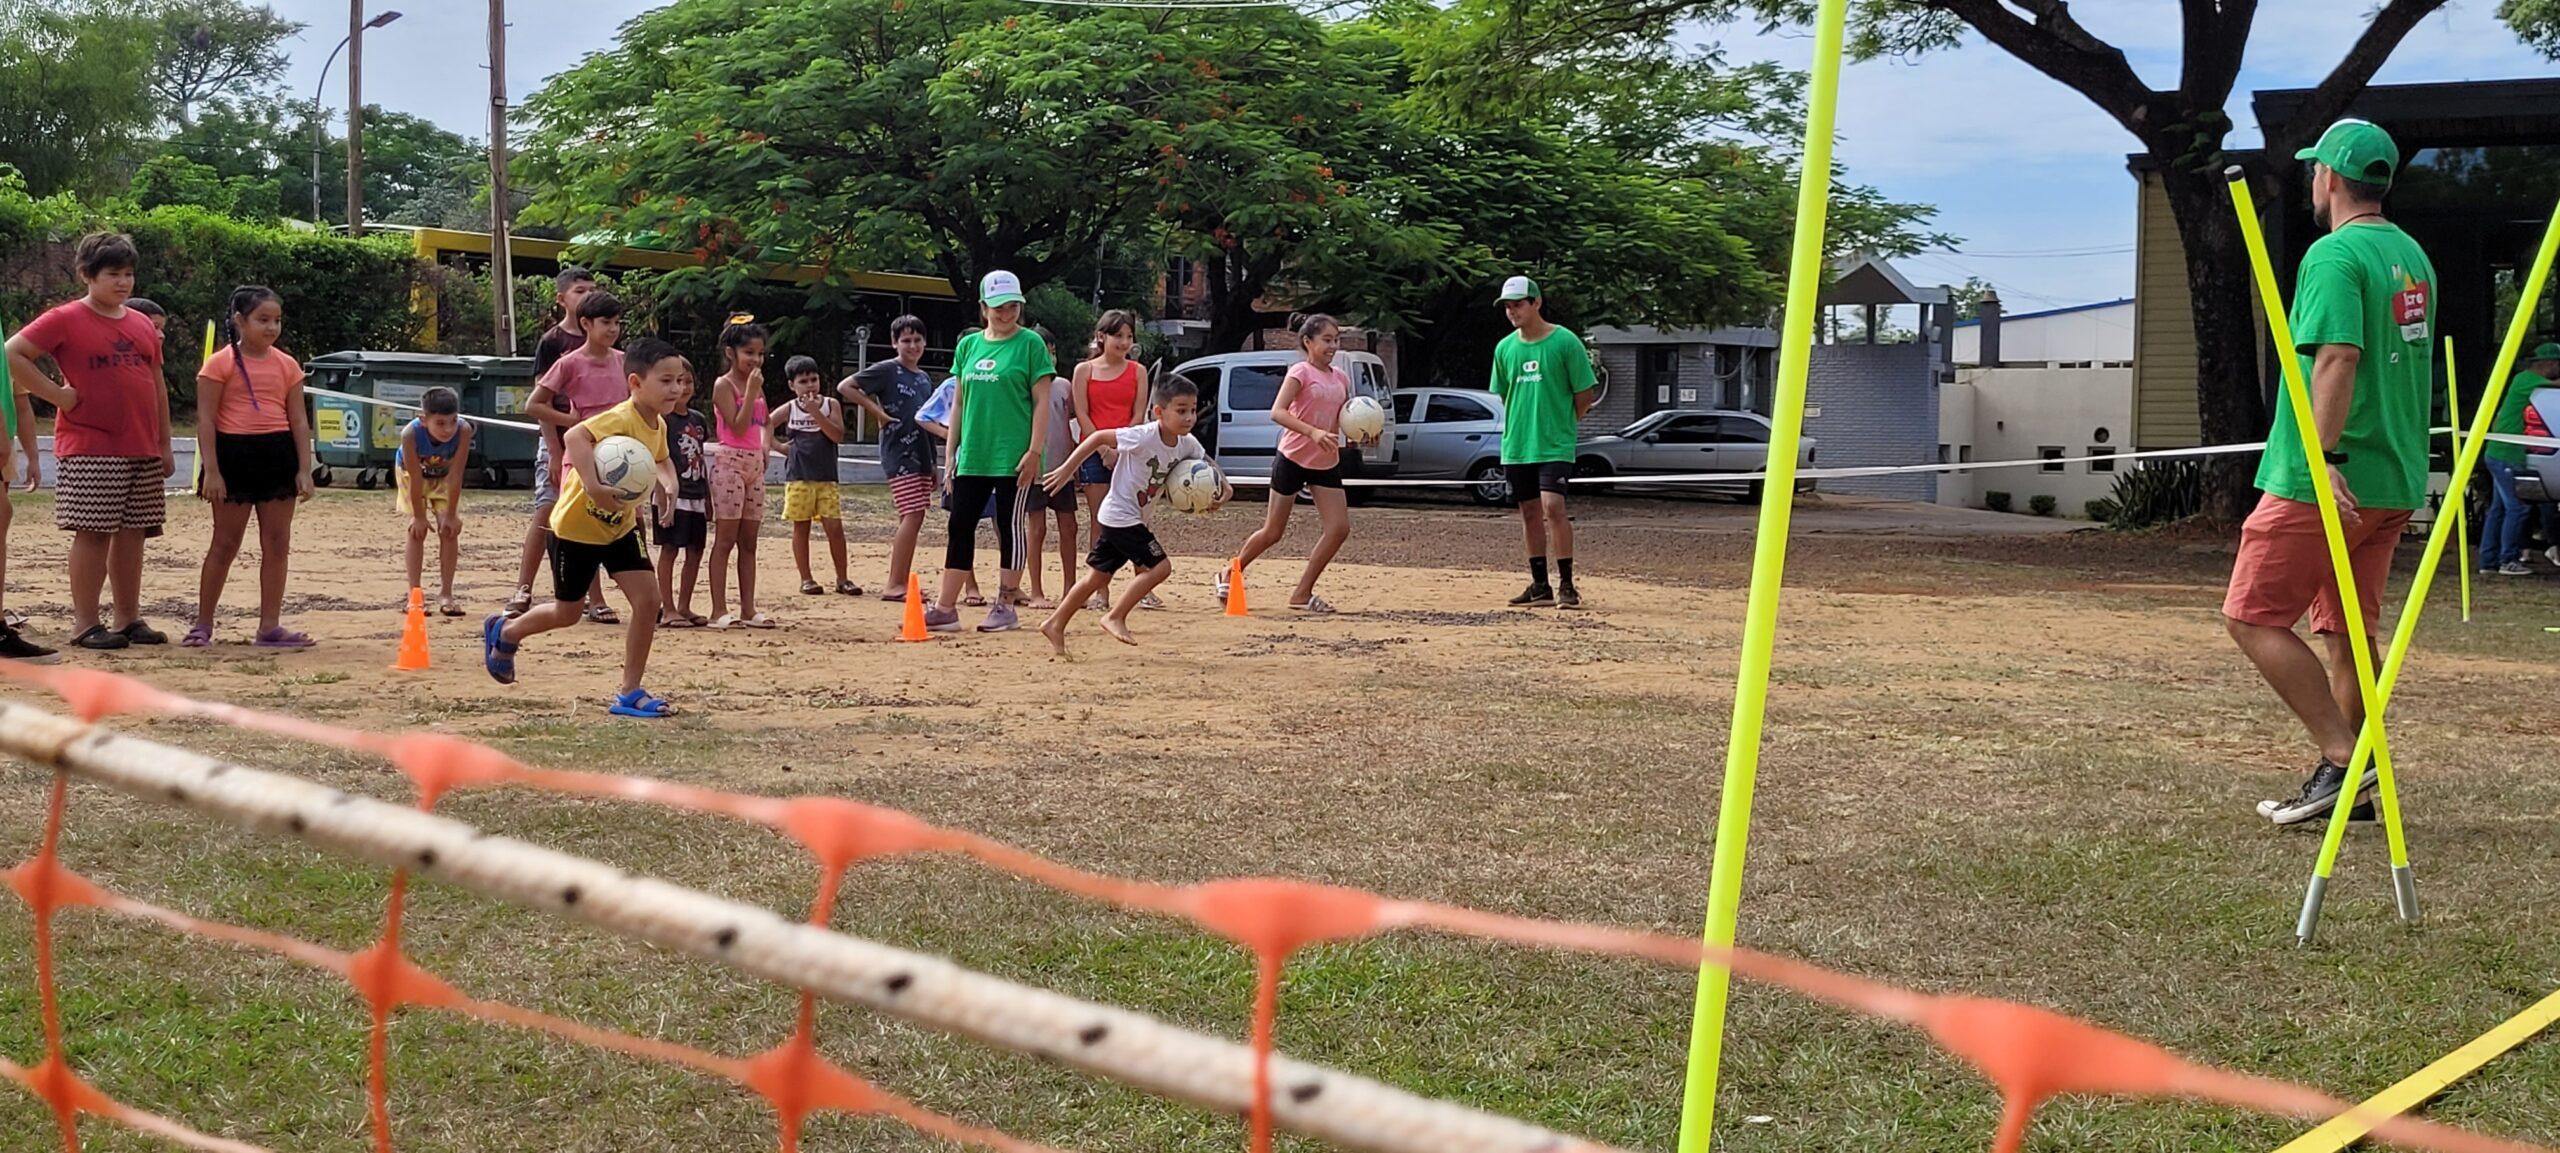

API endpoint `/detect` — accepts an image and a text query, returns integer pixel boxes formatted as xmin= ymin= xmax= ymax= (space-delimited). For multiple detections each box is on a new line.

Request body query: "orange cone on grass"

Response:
xmin=1224 ymin=558 xmax=1248 ymax=617
xmin=393 ymin=588 xmax=432 ymax=671
xmin=898 ymin=573 xmax=931 ymax=642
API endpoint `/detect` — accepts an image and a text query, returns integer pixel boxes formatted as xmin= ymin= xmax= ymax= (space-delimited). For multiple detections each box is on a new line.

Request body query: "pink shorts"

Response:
xmin=2222 ymin=494 xmax=2410 ymax=635
xmin=709 ymin=445 xmax=765 ymax=522
xmin=887 ymin=472 xmax=933 ymax=518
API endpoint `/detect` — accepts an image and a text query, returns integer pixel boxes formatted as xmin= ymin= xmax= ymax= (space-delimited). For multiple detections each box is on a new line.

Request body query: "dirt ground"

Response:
xmin=1 ymin=485 xmax=2556 ymax=1152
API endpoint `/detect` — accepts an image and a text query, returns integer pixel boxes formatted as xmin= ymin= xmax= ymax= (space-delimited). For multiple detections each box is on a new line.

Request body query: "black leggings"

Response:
xmin=945 ymin=474 xmax=1025 ymax=575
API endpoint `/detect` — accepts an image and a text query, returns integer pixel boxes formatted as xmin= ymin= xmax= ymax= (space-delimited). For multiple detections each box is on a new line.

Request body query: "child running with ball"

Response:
xmin=1037 ymin=376 xmax=1224 ymax=652
xmin=484 ymin=338 xmax=685 ymax=718
xmin=1222 ymin=313 xmax=1357 ymax=613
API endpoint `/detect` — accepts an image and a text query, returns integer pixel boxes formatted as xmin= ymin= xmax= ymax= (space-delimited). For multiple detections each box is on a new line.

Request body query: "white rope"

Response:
xmin=0 ymin=699 xmax=1630 ymax=1153
xmin=307 ymin=385 xmax=2560 ymax=489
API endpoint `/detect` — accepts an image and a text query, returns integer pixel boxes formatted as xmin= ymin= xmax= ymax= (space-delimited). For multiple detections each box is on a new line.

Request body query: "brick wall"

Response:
xmin=1802 ymin=342 xmax=1939 ymax=501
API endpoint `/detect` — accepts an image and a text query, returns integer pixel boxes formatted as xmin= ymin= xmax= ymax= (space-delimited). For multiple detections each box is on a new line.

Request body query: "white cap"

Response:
xmin=980 ymin=270 xmax=1025 ymax=306
xmin=1498 ymin=275 xmax=1541 ymax=302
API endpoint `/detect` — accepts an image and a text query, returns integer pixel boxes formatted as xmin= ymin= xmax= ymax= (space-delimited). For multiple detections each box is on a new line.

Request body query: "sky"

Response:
xmin=268 ymin=1 xmax=2553 ymax=313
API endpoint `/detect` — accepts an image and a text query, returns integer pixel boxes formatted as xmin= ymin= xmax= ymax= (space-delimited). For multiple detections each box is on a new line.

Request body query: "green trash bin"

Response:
xmin=304 ymin=352 xmax=539 ymax=490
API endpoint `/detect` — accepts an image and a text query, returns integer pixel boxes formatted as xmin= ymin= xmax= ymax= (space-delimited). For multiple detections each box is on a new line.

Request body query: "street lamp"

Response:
xmin=310 ymin=9 xmax=402 ymax=227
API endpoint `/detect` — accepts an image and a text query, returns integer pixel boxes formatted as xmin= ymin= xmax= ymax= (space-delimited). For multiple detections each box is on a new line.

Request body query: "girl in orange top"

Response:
xmin=1070 ymin=310 xmax=1146 ymax=603
xmin=189 ymin=285 xmax=317 ymax=648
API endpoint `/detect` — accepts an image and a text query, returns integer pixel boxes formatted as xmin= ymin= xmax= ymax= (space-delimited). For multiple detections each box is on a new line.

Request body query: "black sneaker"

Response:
xmin=71 ymin=624 xmax=131 ymax=651
xmin=2261 ymin=760 xmax=2372 ymax=825
xmin=0 ymin=625 xmax=59 ymax=664
xmin=1556 ymin=582 xmax=1583 ymax=610
xmin=1509 ymin=583 xmax=1555 ymax=607
xmin=119 ymin=619 xmax=168 ymax=646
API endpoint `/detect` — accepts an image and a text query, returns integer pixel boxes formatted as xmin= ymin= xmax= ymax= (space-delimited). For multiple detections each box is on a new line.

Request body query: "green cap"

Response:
xmin=979 ymin=269 xmax=1025 ymax=307
xmin=2532 ymin=341 xmax=2560 ymax=362
xmin=1498 ymin=275 xmax=1540 ymax=302
xmin=2294 ymin=119 xmax=2399 ymax=186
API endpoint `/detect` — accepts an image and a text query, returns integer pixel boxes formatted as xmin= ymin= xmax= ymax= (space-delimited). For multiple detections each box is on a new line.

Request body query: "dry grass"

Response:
xmin=2 ymin=488 xmax=2556 ymax=1152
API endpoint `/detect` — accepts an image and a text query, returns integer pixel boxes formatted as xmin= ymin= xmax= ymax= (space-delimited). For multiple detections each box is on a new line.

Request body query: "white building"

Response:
xmin=1937 ymin=297 xmax=2137 ymax=517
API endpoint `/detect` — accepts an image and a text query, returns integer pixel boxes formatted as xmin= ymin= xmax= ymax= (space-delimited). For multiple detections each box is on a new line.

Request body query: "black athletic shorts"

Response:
xmin=1269 ymin=455 xmax=1344 ymax=497
xmin=657 ymin=507 xmax=708 ymax=551
xmin=1504 ymin=461 xmax=1573 ymax=502
xmin=211 ymin=430 xmax=302 ymax=504
xmin=550 ymin=532 xmax=650 ymax=602
xmin=1086 ymin=522 xmax=1167 ymax=574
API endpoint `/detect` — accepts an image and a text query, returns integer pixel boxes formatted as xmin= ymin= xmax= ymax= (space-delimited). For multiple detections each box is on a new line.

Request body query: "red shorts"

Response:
xmin=2222 ymin=494 xmax=2410 ymax=635
xmin=887 ymin=472 xmax=933 ymax=519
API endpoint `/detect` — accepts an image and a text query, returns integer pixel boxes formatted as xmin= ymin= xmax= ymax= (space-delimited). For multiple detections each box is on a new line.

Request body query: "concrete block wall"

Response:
xmin=1802 ymin=342 xmax=1939 ymax=501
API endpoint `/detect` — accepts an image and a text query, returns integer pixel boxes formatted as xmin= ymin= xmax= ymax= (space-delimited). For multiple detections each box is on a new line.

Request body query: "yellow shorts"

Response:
xmin=782 ymin=480 xmax=840 ymax=522
xmin=394 ymin=470 xmax=454 ymax=514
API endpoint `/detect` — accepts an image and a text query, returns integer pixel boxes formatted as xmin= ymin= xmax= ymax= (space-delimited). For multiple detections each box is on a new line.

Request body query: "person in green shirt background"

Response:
xmin=2479 ymin=341 xmax=2558 ymax=576
xmin=930 ymin=269 xmax=1056 ymax=635
xmin=0 ymin=320 xmax=55 ymax=661
xmin=2221 ymin=119 xmax=2437 ymax=827
xmin=1488 ymin=275 xmax=1597 ymax=610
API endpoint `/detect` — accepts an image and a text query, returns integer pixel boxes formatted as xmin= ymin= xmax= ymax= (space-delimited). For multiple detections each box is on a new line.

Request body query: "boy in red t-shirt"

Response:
xmin=4 ymin=233 xmax=175 ymax=652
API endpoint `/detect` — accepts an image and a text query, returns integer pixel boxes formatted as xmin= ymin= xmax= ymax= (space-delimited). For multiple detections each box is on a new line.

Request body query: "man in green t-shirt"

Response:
xmin=2222 ymin=119 xmax=2436 ymax=827
xmin=2478 ymin=342 xmax=2557 ymax=576
xmin=1487 ymin=275 xmax=1597 ymax=609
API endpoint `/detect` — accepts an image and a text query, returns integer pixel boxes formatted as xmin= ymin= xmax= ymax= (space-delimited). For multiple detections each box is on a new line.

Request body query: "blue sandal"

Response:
xmin=481 ymin=614 xmax=520 ymax=685
xmin=609 ymin=688 xmax=674 ymax=718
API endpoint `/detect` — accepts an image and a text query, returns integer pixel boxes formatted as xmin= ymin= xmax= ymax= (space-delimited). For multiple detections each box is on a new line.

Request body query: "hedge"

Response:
xmin=0 ymin=175 xmax=426 ymax=413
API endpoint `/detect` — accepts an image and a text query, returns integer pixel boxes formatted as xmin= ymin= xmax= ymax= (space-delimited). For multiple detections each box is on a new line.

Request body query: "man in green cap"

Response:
xmin=2222 ymin=118 xmax=2437 ymax=826
xmin=2479 ymin=341 xmax=2559 ymax=576
xmin=1488 ymin=274 xmax=1597 ymax=608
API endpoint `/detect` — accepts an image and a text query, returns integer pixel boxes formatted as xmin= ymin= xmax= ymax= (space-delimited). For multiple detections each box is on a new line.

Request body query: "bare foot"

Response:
xmin=1030 ymin=596 xmax=1057 ymax=610
xmin=1100 ymin=616 xmax=1137 ymax=646
xmin=1040 ymin=615 xmax=1069 ymax=655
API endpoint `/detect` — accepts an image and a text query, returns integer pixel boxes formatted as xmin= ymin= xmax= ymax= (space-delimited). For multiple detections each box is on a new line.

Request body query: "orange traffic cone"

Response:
xmin=393 ymin=588 xmax=432 ymax=671
xmin=898 ymin=573 xmax=931 ymax=642
xmin=1224 ymin=558 xmax=1249 ymax=617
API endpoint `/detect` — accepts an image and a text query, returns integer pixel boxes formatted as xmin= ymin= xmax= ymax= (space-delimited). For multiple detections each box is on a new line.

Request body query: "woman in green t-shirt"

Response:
xmin=931 ymin=270 xmax=1058 ymax=633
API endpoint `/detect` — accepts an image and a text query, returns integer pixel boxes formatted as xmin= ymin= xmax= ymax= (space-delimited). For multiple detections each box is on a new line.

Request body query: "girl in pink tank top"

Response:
xmin=707 ymin=318 xmax=773 ymax=628
xmin=1226 ymin=315 xmax=1363 ymax=613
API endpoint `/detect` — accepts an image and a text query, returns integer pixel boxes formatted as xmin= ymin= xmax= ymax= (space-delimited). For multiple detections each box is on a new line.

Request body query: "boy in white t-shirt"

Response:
xmin=1035 ymin=376 xmax=1225 ymax=653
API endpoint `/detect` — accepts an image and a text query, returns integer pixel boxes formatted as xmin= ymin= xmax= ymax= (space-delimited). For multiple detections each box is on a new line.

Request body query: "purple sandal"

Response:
xmin=253 ymin=626 xmax=315 ymax=650
xmin=180 ymin=623 xmax=214 ymax=648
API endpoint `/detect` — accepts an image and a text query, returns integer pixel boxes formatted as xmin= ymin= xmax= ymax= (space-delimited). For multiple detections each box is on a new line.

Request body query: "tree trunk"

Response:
xmin=2159 ymin=165 xmax=2270 ymax=524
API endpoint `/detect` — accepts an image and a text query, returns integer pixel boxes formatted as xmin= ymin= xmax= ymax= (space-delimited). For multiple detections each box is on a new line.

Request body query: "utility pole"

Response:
xmin=346 ymin=0 xmax=365 ymax=236
xmin=488 ymin=0 xmax=517 ymax=353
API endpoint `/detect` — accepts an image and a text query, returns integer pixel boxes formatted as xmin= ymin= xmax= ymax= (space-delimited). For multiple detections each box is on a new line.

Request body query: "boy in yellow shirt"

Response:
xmin=484 ymin=338 xmax=685 ymax=717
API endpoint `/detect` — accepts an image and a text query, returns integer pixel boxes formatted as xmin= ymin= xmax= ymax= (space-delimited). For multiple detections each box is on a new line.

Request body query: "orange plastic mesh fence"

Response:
xmin=0 ymin=665 xmax=2544 ymax=1153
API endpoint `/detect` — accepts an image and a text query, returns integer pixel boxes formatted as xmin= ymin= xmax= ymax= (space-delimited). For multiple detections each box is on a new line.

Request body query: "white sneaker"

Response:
xmin=2547 ymin=545 xmax=2559 ymax=567
xmin=1213 ymin=570 xmax=1231 ymax=601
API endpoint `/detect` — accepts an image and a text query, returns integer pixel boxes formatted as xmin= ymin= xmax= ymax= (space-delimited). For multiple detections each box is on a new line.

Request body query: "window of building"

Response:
xmin=2087 ymin=447 xmax=2117 ymax=473
xmin=1958 ymin=445 xmax=1973 ymax=463
xmin=1937 ymin=443 xmax=1951 ymax=464
xmin=2039 ymin=446 xmax=2065 ymax=473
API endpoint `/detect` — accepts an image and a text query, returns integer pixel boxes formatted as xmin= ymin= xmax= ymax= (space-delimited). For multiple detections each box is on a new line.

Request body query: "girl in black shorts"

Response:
xmin=1224 ymin=314 xmax=1360 ymax=612
xmin=187 ymin=286 xmax=318 ymax=649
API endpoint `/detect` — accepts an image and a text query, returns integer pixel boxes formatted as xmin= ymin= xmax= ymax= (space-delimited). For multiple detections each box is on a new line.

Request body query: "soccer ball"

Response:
xmin=1163 ymin=459 xmax=1224 ymax=514
xmin=592 ymin=435 xmax=657 ymax=501
xmin=1339 ymin=395 xmax=1386 ymax=445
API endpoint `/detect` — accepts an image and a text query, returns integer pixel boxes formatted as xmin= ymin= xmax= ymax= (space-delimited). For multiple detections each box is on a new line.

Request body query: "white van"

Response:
xmin=1159 ymin=350 xmax=1399 ymax=482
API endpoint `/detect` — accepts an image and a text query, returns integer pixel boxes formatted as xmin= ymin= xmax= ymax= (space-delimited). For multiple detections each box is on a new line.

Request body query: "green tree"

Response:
xmin=143 ymin=0 xmax=301 ymax=129
xmin=162 ymin=99 xmax=482 ymax=226
xmin=1945 ymin=275 xmax=1997 ymax=321
xmin=130 ymin=151 xmax=279 ymax=219
xmin=0 ymin=2 xmax=159 ymax=197
xmin=1447 ymin=0 xmax=2560 ymax=517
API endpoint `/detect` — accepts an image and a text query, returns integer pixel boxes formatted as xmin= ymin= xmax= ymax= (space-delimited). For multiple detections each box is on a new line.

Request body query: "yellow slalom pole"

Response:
xmin=2272 ymin=985 xmax=2560 ymax=1153
xmin=2299 ymin=195 xmax=2560 ymax=937
xmin=2222 ymin=169 xmax=2407 ymax=939
xmin=2444 ymin=339 xmax=2469 ymax=623
xmin=193 ymin=319 xmax=216 ymax=492
xmin=1673 ymin=0 xmax=1847 ymax=1148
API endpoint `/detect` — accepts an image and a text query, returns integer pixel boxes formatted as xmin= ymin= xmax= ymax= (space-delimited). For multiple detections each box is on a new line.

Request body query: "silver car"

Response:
xmin=1573 ymin=409 xmax=1817 ymax=501
xmin=1388 ymin=387 xmax=1513 ymax=505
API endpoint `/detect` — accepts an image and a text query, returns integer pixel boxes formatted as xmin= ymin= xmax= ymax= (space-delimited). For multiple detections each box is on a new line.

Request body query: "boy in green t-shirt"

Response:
xmin=2478 ymin=342 xmax=2557 ymax=575
xmin=2221 ymin=119 xmax=2436 ymax=826
xmin=1487 ymin=276 xmax=1597 ymax=609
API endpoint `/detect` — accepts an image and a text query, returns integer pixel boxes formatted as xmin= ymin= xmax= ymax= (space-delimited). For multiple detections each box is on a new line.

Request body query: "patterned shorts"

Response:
xmin=887 ymin=472 xmax=933 ymax=518
xmin=782 ymin=480 xmax=841 ymax=522
xmin=709 ymin=445 xmax=766 ymax=522
xmin=55 ymin=455 xmax=167 ymax=537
